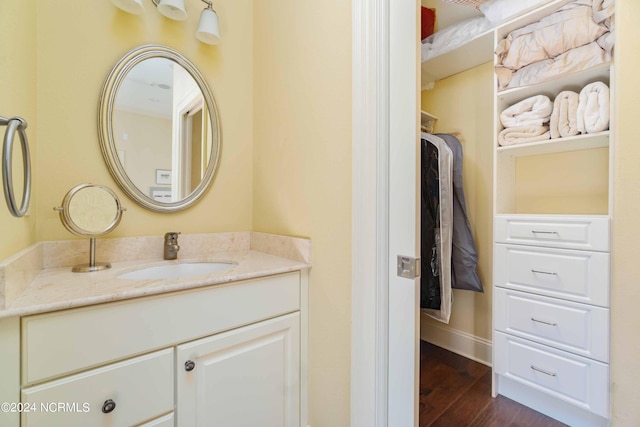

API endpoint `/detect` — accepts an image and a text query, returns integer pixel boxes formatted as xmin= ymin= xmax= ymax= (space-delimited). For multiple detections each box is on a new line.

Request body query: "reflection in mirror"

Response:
xmin=54 ymin=184 xmax=125 ymax=272
xmin=99 ymin=45 xmax=220 ymax=212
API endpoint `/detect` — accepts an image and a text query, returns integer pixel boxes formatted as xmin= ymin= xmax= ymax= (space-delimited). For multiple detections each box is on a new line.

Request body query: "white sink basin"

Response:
xmin=118 ymin=262 xmax=234 ymax=280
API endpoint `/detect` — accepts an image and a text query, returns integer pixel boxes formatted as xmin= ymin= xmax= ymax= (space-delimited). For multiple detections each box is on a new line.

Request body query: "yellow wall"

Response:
xmin=35 ymin=0 xmax=254 ymax=241
xmin=252 ymin=1 xmax=352 ymax=425
xmin=611 ymin=0 xmax=640 ymax=423
xmin=0 ymin=0 xmax=37 ymax=260
xmin=515 ymin=149 xmax=609 ymax=214
xmin=113 ymin=110 xmax=172 ymax=193
xmin=420 ymin=62 xmax=494 ymax=342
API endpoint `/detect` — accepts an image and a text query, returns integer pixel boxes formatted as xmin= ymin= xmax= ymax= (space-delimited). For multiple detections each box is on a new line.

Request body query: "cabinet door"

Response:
xmin=176 ymin=313 xmax=300 ymax=427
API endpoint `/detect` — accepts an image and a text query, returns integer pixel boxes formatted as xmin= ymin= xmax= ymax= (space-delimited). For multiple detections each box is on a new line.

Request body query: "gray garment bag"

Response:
xmin=435 ymin=134 xmax=483 ymax=293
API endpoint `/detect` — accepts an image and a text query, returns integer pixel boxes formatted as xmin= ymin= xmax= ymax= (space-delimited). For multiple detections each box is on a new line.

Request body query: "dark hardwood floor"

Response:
xmin=419 ymin=340 xmax=568 ymax=427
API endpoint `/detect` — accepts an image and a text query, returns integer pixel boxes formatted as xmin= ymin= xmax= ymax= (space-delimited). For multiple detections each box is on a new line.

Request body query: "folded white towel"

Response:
xmin=498 ymin=125 xmax=551 ymax=146
xmin=577 ymin=81 xmax=610 ymax=134
xmin=550 ymin=91 xmax=580 ymax=139
xmin=500 ymin=95 xmax=553 ymax=128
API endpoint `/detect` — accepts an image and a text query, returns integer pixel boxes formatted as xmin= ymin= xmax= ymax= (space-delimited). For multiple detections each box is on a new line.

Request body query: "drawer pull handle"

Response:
xmin=531 ymin=230 xmax=559 ymax=235
xmin=531 ymin=317 xmax=557 ymax=326
xmin=101 ymin=399 xmax=116 ymax=414
xmin=530 ymin=365 xmax=557 ymax=377
xmin=531 ymin=269 xmax=558 ymax=276
xmin=185 ymin=360 xmax=196 ymax=372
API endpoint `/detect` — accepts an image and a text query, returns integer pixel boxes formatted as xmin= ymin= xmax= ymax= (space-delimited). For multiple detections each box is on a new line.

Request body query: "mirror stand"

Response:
xmin=72 ymin=237 xmax=112 ymax=272
xmin=55 ymin=183 xmax=125 ymax=273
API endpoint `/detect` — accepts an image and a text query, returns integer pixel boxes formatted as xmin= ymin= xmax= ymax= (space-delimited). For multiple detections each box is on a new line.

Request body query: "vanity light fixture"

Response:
xmin=110 ymin=0 xmax=221 ymax=45
xmin=196 ymin=0 xmax=221 ymax=45
xmin=155 ymin=0 xmax=188 ymax=21
xmin=110 ymin=0 xmax=145 ymax=14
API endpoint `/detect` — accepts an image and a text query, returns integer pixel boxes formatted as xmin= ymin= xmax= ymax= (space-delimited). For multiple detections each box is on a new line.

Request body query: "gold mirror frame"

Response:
xmin=98 ymin=44 xmax=221 ymax=213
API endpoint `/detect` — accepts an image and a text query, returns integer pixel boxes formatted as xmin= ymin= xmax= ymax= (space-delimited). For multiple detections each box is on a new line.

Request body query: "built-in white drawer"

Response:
xmin=494 ymin=215 xmax=609 ymax=252
xmin=494 ymin=244 xmax=609 ymax=307
xmin=138 ymin=412 xmax=174 ymax=427
xmin=494 ymin=332 xmax=609 ymax=418
xmin=495 ymin=288 xmax=609 ymax=362
xmin=21 ymin=349 xmax=173 ymax=427
xmin=22 ymin=272 xmax=300 ymax=385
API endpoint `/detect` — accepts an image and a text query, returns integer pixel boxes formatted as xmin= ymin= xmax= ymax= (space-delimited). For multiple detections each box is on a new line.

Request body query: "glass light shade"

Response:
xmin=157 ymin=0 xmax=188 ymax=21
xmin=111 ymin=0 xmax=144 ymax=14
xmin=196 ymin=8 xmax=220 ymax=45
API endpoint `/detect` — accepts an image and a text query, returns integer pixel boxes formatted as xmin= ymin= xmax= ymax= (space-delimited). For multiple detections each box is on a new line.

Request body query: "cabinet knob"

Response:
xmin=185 ymin=360 xmax=196 ymax=372
xmin=102 ymin=399 xmax=116 ymax=414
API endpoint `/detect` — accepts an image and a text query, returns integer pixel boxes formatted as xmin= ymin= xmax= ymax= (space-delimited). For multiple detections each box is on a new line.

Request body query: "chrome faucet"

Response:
xmin=164 ymin=232 xmax=181 ymax=260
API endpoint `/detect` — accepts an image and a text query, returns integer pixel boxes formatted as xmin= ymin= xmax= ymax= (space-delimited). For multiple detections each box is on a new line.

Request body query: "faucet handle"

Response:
xmin=164 ymin=231 xmax=181 ymax=241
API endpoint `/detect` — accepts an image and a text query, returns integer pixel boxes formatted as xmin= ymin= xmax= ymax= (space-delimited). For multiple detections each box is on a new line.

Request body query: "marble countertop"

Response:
xmin=0 ymin=232 xmax=311 ymax=319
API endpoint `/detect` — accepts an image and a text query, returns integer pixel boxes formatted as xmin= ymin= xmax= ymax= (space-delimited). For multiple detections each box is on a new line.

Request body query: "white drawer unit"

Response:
xmin=494 ymin=215 xmax=609 ymax=252
xmin=494 ymin=244 xmax=609 ymax=306
xmin=21 ymin=349 xmax=174 ymax=427
xmin=495 ymin=288 xmax=609 ymax=362
xmin=138 ymin=412 xmax=174 ymax=427
xmin=493 ymin=215 xmax=611 ymax=424
xmin=494 ymin=332 xmax=609 ymax=418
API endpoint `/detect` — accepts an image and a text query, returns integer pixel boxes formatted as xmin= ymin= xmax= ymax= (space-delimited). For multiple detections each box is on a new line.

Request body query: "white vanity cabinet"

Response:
xmin=0 ymin=270 xmax=307 ymax=427
xmin=176 ymin=313 xmax=300 ymax=426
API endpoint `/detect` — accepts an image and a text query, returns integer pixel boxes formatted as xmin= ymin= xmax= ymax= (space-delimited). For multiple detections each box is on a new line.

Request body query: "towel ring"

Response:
xmin=0 ymin=116 xmax=31 ymax=217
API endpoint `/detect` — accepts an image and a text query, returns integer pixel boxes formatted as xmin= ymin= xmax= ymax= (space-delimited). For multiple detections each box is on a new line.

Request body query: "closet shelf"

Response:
xmin=497 ymin=131 xmax=609 ymax=158
xmin=420 ymin=0 xmax=578 ymax=89
xmin=497 ymin=62 xmax=612 ymax=108
xmin=421 ymin=110 xmax=437 ymax=133
xmin=420 ymin=29 xmax=494 ymax=89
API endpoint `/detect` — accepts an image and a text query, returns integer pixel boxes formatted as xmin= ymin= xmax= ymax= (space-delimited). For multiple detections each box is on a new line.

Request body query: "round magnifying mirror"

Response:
xmin=55 ymin=184 xmax=125 ymax=272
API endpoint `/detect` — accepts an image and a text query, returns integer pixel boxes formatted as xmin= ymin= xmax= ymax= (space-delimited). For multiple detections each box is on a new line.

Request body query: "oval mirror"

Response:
xmin=98 ymin=45 xmax=221 ymax=212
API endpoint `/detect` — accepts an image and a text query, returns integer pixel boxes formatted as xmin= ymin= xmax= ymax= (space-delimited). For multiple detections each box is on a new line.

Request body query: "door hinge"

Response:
xmin=397 ymin=255 xmax=420 ymax=279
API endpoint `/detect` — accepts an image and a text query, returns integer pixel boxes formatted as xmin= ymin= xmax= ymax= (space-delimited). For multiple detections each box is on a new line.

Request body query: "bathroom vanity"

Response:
xmin=0 ymin=232 xmax=310 ymax=427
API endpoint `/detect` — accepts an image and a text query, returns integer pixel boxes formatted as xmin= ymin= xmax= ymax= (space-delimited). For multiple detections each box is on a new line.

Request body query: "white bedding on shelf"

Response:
xmin=496 ymin=39 xmax=613 ymax=90
xmin=495 ymin=0 xmax=615 ymax=91
xmin=479 ymin=0 xmax=555 ymax=24
xmin=421 ymin=16 xmax=492 ymax=63
xmin=496 ymin=2 xmax=608 ymax=72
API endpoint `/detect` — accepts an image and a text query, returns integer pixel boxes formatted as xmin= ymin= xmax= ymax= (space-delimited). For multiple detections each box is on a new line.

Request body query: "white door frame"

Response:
xmin=351 ymin=0 xmax=419 ymax=426
xmin=351 ymin=0 xmax=390 ymax=423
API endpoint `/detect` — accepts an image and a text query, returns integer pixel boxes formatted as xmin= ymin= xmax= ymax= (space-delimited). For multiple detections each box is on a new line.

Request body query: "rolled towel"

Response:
xmin=498 ymin=125 xmax=551 ymax=146
xmin=550 ymin=90 xmax=580 ymax=139
xmin=577 ymin=81 xmax=610 ymax=134
xmin=500 ymin=95 xmax=553 ymax=128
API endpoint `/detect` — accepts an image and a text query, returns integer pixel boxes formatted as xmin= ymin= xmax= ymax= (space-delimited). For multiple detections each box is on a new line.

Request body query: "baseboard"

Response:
xmin=496 ymin=375 xmax=611 ymax=427
xmin=420 ymin=316 xmax=492 ymax=366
